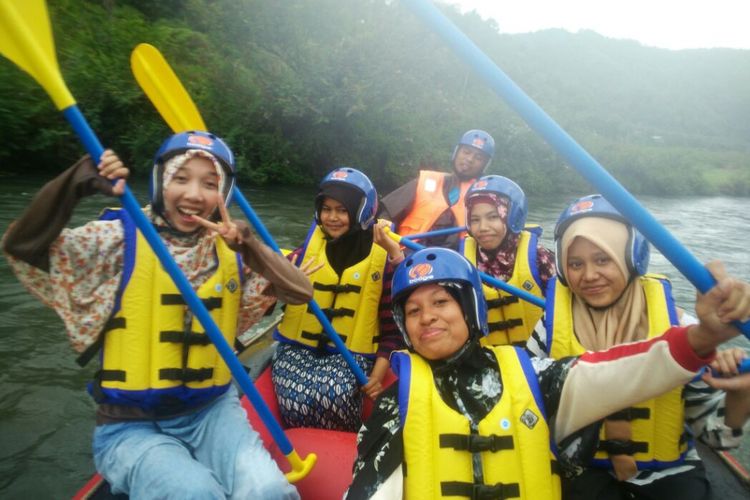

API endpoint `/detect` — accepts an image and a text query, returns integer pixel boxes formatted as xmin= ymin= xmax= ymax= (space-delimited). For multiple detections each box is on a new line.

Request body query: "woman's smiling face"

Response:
xmin=565 ymin=236 xmax=628 ymax=308
xmin=319 ymin=196 xmax=351 ymax=239
xmin=404 ymin=283 xmax=469 ymax=360
xmin=162 ymin=156 xmax=222 ymax=232
xmin=469 ymin=201 xmax=507 ymax=251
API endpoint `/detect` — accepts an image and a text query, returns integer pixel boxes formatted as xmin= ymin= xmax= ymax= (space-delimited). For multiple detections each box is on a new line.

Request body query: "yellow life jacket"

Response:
xmin=462 ymin=227 xmax=545 ymax=346
xmin=275 ymin=224 xmax=387 ymax=355
xmin=546 ymin=274 xmax=688 ymax=470
xmin=95 ymin=209 xmax=242 ymax=410
xmin=398 ymin=170 xmax=473 ymax=236
xmin=392 ymin=347 xmax=560 ymax=499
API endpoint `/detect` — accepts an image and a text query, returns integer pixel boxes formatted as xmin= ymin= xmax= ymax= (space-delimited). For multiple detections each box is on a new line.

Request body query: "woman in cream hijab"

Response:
xmin=527 ymin=194 xmax=750 ymax=500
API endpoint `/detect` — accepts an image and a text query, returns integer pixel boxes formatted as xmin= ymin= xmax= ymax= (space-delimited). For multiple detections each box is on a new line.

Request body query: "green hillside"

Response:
xmin=1 ymin=0 xmax=748 ymax=196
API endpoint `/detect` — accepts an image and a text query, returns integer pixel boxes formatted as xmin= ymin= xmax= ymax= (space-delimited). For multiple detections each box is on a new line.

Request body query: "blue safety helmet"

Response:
xmin=150 ymin=131 xmax=236 ymax=216
xmin=391 ymin=247 xmax=488 ymax=347
xmin=451 ymin=129 xmax=495 ymax=168
xmin=465 ymin=175 xmax=528 ymax=234
xmin=554 ymin=194 xmax=650 ymax=286
xmin=314 ymin=167 xmax=378 ymax=230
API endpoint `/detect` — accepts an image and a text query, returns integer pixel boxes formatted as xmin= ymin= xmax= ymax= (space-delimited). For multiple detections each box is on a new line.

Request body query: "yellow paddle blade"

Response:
xmin=0 ymin=0 xmax=74 ymax=110
xmin=131 ymin=43 xmax=207 ymax=133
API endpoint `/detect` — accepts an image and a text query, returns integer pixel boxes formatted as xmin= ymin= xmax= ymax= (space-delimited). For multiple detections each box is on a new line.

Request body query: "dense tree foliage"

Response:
xmin=1 ymin=0 xmax=748 ymax=196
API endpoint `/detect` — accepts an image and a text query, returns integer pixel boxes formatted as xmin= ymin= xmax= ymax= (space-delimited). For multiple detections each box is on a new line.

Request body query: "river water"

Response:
xmin=0 ymin=174 xmax=748 ymax=497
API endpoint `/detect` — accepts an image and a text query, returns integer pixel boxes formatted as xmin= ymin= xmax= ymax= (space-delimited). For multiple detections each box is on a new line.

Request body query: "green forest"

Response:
xmin=1 ymin=0 xmax=749 ymax=196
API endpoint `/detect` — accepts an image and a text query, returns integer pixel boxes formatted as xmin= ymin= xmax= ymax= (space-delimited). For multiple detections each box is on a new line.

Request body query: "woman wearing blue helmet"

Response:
xmin=526 ymin=194 xmax=750 ymax=500
xmin=2 ymin=132 xmax=314 ymax=498
xmin=271 ymin=167 xmax=407 ymax=431
xmin=460 ymin=175 xmax=556 ymax=346
xmin=346 ymin=247 xmax=750 ymax=499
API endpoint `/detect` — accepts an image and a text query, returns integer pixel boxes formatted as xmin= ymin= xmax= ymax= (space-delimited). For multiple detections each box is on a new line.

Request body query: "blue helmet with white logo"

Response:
xmin=150 ymin=131 xmax=236 ymax=215
xmin=314 ymin=167 xmax=378 ymax=230
xmin=554 ymin=194 xmax=650 ymax=286
xmin=391 ymin=247 xmax=488 ymax=346
xmin=451 ymin=129 xmax=495 ymax=167
xmin=465 ymin=175 xmax=528 ymax=234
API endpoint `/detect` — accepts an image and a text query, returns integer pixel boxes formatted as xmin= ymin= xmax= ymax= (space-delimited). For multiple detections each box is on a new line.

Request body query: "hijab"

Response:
xmin=315 ymin=183 xmax=374 ymax=276
xmin=157 ymin=149 xmax=228 ymax=233
xmin=162 ymin=149 xmax=227 ymax=196
xmin=466 ymin=193 xmax=517 ymax=280
xmin=559 ymin=216 xmax=651 ymax=480
xmin=559 ymin=217 xmax=649 ymax=350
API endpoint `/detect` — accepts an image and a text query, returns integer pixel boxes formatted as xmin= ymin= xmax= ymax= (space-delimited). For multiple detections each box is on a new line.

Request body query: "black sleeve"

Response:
xmin=378 ymin=178 xmax=418 ymax=224
xmin=347 ymin=383 xmax=404 ymax=498
xmin=2 ymin=155 xmax=115 ymax=271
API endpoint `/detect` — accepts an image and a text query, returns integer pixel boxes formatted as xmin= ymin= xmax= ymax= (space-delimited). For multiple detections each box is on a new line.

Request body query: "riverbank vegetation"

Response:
xmin=1 ymin=0 xmax=748 ymax=196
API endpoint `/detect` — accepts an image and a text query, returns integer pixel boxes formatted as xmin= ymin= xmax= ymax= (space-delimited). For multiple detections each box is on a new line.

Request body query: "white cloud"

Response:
xmin=444 ymin=0 xmax=750 ymax=50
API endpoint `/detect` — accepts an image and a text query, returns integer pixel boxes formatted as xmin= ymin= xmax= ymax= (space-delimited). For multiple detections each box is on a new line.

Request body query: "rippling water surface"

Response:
xmin=0 ymin=174 xmax=747 ymax=496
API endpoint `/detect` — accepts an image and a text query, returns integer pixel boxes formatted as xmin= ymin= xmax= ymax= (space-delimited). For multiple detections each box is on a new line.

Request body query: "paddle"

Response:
xmin=400 ymin=225 xmax=465 ymax=242
xmin=130 ymin=43 xmax=369 ymax=386
xmin=400 ymin=0 xmax=750 ymax=340
xmin=0 ymin=1 xmax=314 ymax=482
xmin=385 ymin=228 xmax=545 ymax=308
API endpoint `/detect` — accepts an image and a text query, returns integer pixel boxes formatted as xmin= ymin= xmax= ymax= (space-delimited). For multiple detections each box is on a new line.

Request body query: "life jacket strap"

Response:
xmin=301 ymin=330 xmax=350 ymax=352
xmin=551 ymin=459 xmax=560 ymax=475
xmin=161 ymin=294 xmax=223 ymax=310
xmin=103 ymin=316 xmax=127 ymax=332
xmin=318 ymin=307 xmax=356 ymax=319
xmin=312 ymin=282 xmax=362 ymax=294
xmin=159 ymin=330 xmax=212 ymax=346
xmin=159 ymin=367 xmax=214 ymax=382
xmin=440 ymin=433 xmax=514 ymax=453
xmin=76 ymin=317 xmax=127 ymax=367
xmin=486 ymin=296 xmax=520 ymax=308
xmin=599 ymin=439 xmax=649 ymax=455
xmin=441 ymin=481 xmax=520 ymax=500
xmin=487 ymin=318 xmax=524 ymax=333
xmin=98 ymin=369 xmax=126 ymax=382
xmin=607 ymin=407 xmax=651 ymax=421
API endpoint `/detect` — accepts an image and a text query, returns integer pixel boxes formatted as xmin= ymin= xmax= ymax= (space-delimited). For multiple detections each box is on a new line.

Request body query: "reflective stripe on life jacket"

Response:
xmin=398 ymin=170 xmax=473 ymax=236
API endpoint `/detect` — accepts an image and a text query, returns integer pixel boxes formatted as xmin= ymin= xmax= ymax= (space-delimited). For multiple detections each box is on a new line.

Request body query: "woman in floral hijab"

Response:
xmin=460 ymin=175 xmax=555 ymax=346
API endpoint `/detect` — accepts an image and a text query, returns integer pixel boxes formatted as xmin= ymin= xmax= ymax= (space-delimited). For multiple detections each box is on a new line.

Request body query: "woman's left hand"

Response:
xmin=373 ymin=220 xmax=403 ymax=264
xmin=299 ymin=257 xmax=324 ymax=277
xmin=702 ymin=347 xmax=750 ymax=429
xmin=702 ymin=347 xmax=750 ymax=392
xmin=192 ymin=193 xmax=242 ymax=246
xmin=362 ymin=375 xmax=384 ymax=400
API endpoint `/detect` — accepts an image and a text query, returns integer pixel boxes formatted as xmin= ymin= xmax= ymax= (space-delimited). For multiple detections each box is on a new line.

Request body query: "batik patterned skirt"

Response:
xmin=271 ymin=342 xmax=374 ymax=431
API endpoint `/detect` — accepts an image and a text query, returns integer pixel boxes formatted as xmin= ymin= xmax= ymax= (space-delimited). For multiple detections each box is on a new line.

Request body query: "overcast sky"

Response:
xmin=444 ymin=0 xmax=750 ymax=50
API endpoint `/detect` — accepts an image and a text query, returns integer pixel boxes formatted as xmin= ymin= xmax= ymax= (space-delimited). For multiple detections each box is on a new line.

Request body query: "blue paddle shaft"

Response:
xmin=62 ymin=105 xmax=296 ymax=454
xmin=402 ymin=226 xmax=465 ymax=241
xmin=694 ymin=359 xmax=750 ymax=381
xmin=398 ymin=235 xmax=545 ymax=308
xmin=401 ymin=0 xmax=749 ymax=338
xmin=233 ymin=188 xmax=369 ymax=386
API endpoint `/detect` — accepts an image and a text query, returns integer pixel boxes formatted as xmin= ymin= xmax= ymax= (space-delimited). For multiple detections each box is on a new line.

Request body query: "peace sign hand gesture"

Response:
xmin=192 ymin=193 xmax=242 ymax=247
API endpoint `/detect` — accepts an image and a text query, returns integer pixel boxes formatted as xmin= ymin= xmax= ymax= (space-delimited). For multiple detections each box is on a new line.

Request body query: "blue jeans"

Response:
xmin=93 ymin=385 xmax=299 ymax=499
